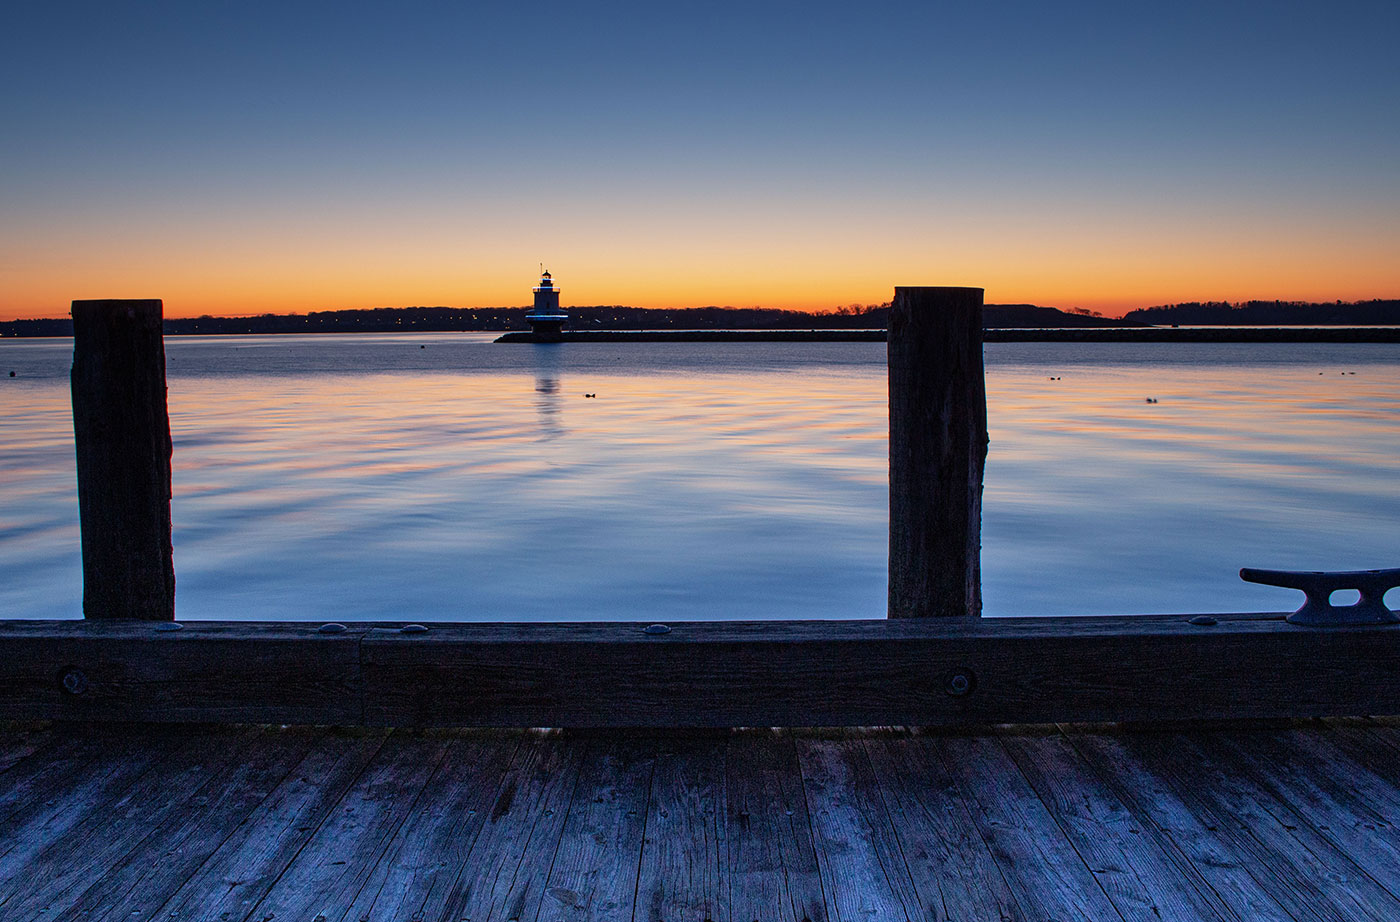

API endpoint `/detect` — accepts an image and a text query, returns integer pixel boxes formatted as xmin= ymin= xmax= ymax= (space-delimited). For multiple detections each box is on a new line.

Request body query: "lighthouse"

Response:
xmin=525 ymin=269 xmax=568 ymax=338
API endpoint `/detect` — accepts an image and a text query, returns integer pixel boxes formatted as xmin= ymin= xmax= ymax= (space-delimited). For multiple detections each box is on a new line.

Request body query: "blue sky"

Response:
xmin=3 ymin=1 xmax=1398 ymax=316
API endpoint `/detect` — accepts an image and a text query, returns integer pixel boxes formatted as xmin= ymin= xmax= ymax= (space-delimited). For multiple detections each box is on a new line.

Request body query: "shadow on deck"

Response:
xmin=5 ymin=719 xmax=1400 ymax=921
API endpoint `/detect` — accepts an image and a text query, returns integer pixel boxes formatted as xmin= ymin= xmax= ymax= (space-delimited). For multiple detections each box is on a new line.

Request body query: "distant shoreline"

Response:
xmin=4 ymin=326 xmax=1400 ymax=344
xmin=496 ymin=327 xmax=1400 ymax=344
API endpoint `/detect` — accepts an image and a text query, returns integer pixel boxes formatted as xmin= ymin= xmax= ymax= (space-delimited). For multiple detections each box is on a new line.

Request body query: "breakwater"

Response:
xmin=496 ymin=327 xmax=1400 ymax=344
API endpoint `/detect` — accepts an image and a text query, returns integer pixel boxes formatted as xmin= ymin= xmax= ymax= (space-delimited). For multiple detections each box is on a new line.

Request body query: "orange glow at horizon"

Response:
xmin=2 ymin=256 xmax=1400 ymax=324
xmin=3 ymin=197 xmax=1397 ymax=322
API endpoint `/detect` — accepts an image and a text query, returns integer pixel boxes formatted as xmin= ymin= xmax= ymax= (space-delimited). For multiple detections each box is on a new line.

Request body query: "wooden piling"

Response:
xmin=887 ymin=286 xmax=987 ymax=618
xmin=70 ymin=299 xmax=174 ymax=620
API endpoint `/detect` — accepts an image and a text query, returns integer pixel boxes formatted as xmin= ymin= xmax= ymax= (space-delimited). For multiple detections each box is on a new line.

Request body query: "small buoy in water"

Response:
xmin=7 ymin=371 xmax=13 ymax=377
xmin=1145 ymin=398 xmax=1158 ymax=404
xmin=420 ymin=345 xmax=425 ymax=349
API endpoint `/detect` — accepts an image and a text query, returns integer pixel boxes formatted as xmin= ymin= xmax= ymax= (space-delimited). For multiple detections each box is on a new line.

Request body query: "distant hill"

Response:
xmin=981 ymin=304 xmax=1146 ymax=328
xmin=1124 ymin=299 xmax=1400 ymax=326
xmin=2 ymin=302 xmax=1142 ymax=337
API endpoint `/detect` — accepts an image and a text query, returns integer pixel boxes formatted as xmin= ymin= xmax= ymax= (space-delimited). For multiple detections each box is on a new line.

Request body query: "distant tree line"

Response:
xmin=1123 ymin=299 xmax=1400 ymax=326
xmin=0 ymin=301 xmax=1150 ymax=337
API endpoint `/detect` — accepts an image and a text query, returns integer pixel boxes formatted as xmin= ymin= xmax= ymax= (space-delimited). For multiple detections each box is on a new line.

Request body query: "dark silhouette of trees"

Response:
xmin=1124 ymin=299 xmax=1400 ymax=326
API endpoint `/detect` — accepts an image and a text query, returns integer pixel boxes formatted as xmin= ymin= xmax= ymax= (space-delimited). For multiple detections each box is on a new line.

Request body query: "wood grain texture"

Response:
xmin=1067 ymin=729 xmax=1297 ymax=922
xmin=0 ymin=731 xmax=163 ymax=895
xmin=57 ymin=727 xmax=322 ymax=922
xmin=339 ymin=732 xmax=522 ymax=922
xmin=939 ymin=733 xmax=1123 ymax=922
xmin=0 ymin=725 xmax=54 ymax=777
xmin=433 ymin=733 xmax=586 ymax=922
xmin=1205 ymin=726 xmax=1400 ymax=908
xmin=247 ymin=733 xmax=451 ymax=921
xmin=5 ymin=614 xmax=1400 ymax=727
xmin=0 ymin=620 xmax=364 ymax=724
xmin=725 ymin=733 xmax=828 ymax=922
xmin=1130 ymin=730 xmax=1400 ymax=922
xmin=6 ymin=724 xmax=1400 ymax=921
xmin=149 ymin=728 xmax=388 ymax=922
xmin=1001 ymin=728 xmax=1234 ymax=922
xmin=863 ymin=733 xmax=1019 ymax=921
xmin=636 ymin=734 xmax=731 ymax=922
xmin=538 ymin=737 xmax=654 ymax=922
xmin=358 ymin=615 xmax=1400 ymax=727
xmin=888 ymin=285 xmax=987 ymax=618
xmin=70 ymin=299 xmax=174 ymax=620
xmin=0 ymin=728 xmax=254 ymax=919
xmin=0 ymin=731 xmax=99 ymax=823
xmin=795 ymin=737 xmax=920 ymax=922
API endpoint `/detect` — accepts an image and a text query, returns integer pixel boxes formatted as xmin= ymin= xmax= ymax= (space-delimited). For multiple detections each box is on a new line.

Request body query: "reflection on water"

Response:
xmin=531 ymin=344 xmax=564 ymax=442
xmin=1 ymin=333 xmax=1397 ymax=620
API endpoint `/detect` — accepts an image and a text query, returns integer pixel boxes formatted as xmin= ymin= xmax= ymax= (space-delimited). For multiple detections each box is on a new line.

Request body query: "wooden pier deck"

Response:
xmin=6 ymin=720 xmax=1400 ymax=921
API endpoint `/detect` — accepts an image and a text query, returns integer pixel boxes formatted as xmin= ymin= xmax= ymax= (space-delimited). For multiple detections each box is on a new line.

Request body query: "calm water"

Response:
xmin=3 ymin=333 xmax=1398 ymax=621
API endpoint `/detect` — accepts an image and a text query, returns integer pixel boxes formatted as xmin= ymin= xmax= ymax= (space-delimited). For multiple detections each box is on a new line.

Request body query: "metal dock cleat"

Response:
xmin=1240 ymin=567 xmax=1400 ymax=626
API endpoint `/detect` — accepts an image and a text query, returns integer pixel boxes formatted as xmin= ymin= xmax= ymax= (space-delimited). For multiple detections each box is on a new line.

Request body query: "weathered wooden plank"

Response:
xmin=534 ymin=736 xmax=654 ymax=922
xmin=1001 ymin=728 xmax=1234 ymax=922
xmin=795 ymin=737 xmax=919 ymax=922
xmin=0 ymin=728 xmax=256 ymax=919
xmin=55 ymin=727 xmax=322 ymax=922
xmin=148 ymin=728 xmax=387 ymax=922
xmin=0 ymin=730 xmax=106 ymax=824
xmin=1320 ymin=718 xmax=1400 ymax=774
xmin=0 ymin=730 xmax=166 ymax=880
xmin=939 ymin=733 xmax=1123 ymax=922
xmin=887 ymin=285 xmax=987 ymax=619
xmin=1067 ymin=729 xmax=1297 ymax=922
xmin=431 ymin=732 xmax=587 ymax=922
xmin=0 ymin=724 xmax=54 ymax=777
xmin=1125 ymin=730 xmax=1400 ymax=922
xmin=70 ymin=298 xmax=174 ymax=620
xmin=636 ymin=734 xmax=731 ymax=922
xmin=247 ymin=733 xmax=450 ymax=921
xmin=4 ymin=615 xmax=1400 ymax=727
xmin=725 ymin=732 xmax=828 ymax=922
xmin=338 ymin=732 xmax=522 ymax=922
xmin=863 ymin=733 xmax=1019 ymax=921
xmin=1204 ymin=727 xmax=1400 ymax=907
xmin=0 ymin=620 xmax=364 ymax=724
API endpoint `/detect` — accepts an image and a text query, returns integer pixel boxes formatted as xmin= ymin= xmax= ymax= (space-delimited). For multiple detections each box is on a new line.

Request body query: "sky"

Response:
xmin=2 ymin=0 xmax=1398 ymax=320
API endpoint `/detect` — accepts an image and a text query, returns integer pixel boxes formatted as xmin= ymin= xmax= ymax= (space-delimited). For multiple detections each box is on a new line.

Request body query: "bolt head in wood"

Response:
xmin=60 ymin=668 xmax=90 ymax=696
xmin=945 ymin=670 xmax=976 ymax=697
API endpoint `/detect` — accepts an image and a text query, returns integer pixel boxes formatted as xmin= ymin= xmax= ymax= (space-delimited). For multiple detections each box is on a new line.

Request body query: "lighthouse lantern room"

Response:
xmin=525 ymin=269 xmax=568 ymax=337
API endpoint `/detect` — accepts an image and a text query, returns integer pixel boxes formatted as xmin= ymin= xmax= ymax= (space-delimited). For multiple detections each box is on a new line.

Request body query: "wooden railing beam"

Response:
xmin=3 ymin=615 xmax=1397 ymax=727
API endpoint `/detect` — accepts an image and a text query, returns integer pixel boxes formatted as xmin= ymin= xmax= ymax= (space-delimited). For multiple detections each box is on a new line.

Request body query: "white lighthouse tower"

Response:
xmin=526 ymin=269 xmax=567 ymax=337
